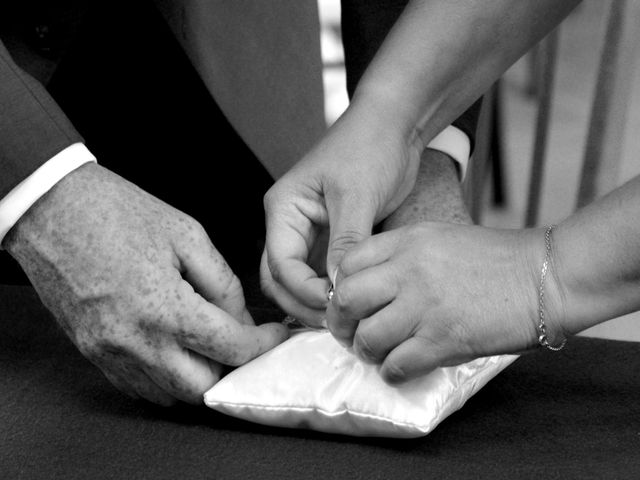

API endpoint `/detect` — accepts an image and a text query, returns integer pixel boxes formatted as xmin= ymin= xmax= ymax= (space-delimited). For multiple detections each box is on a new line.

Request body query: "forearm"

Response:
xmin=382 ymin=149 xmax=471 ymax=230
xmin=551 ymin=176 xmax=640 ymax=336
xmin=350 ymin=0 xmax=581 ymax=148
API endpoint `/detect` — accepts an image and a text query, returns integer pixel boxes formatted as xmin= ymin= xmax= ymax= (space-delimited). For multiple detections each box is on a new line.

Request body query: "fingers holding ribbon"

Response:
xmin=262 ymin=183 xmax=331 ymax=327
xmin=326 ymin=231 xmax=398 ymax=345
xmin=326 ymin=223 xmax=547 ymax=385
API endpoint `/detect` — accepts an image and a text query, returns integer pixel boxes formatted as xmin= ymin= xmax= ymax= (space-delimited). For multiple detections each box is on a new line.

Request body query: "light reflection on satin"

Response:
xmin=205 ymin=330 xmax=517 ymax=438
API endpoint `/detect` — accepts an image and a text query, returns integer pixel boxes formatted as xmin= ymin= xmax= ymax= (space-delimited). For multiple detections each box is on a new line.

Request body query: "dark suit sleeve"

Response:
xmin=341 ymin=0 xmax=482 ymax=151
xmin=0 ymin=40 xmax=83 ymax=199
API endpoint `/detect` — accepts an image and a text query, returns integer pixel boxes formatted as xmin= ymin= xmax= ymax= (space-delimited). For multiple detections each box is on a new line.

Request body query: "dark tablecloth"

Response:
xmin=1 ymin=284 xmax=639 ymax=479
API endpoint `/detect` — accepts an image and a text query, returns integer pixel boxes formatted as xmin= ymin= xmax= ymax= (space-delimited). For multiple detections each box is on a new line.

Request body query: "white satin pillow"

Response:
xmin=204 ymin=330 xmax=516 ymax=438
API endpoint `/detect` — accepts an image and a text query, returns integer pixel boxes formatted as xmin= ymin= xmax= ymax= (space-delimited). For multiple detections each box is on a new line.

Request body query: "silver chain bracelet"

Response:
xmin=537 ymin=225 xmax=567 ymax=351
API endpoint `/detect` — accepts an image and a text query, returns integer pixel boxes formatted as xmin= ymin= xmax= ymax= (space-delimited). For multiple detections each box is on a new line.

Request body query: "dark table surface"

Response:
xmin=2 ymin=284 xmax=640 ymax=480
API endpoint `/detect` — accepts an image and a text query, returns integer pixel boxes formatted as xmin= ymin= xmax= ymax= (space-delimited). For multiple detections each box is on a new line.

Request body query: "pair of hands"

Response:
xmin=263 ymin=106 xmax=567 ymax=384
xmin=5 ymin=104 xmax=560 ymax=406
xmin=3 ymin=97 xmax=415 ymax=405
xmin=4 ymin=101 xmax=426 ymax=405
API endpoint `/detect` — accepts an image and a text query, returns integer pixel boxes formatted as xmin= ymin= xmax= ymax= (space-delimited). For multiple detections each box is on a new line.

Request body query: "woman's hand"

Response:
xmin=262 ymin=100 xmax=422 ymax=327
xmin=325 ymin=222 xmax=568 ymax=383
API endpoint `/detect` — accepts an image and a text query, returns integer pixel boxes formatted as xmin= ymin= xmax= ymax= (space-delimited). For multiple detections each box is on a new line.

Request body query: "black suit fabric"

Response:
xmin=0 ymin=1 xmax=274 ymax=283
xmin=0 ymin=41 xmax=81 ymax=199
xmin=1 ymin=0 xmax=482 ymax=285
xmin=46 ymin=1 xmax=274 ymax=277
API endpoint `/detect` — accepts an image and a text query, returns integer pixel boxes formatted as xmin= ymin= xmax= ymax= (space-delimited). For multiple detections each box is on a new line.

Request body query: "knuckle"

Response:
xmin=329 ymin=230 xmax=367 ymax=256
xmin=66 ymin=309 xmax=141 ymax=363
xmin=76 ymin=334 xmax=111 ymax=362
xmin=188 ymin=215 xmax=205 ymax=233
xmin=266 ymin=256 xmax=284 ymax=284
xmin=180 ymin=214 xmax=208 ymax=242
xmin=338 ymin=249 xmax=357 ymax=277
xmin=326 ymin=182 xmax=350 ymax=203
xmin=333 ymin=286 xmax=354 ymax=318
xmin=354 ymin=329 xmax=383 ymax=363
xmin=259 ymin=276 xmax=277 ymax=302
xmin=76 ymin=339 xmax=100 ymax=361
xmin=72 ymin=322 xmax=104 ymax=357
xmin=220 ymin=272 xmax=243 ymax=298
xmin=263 ymin=187 xmax=278 ymax=210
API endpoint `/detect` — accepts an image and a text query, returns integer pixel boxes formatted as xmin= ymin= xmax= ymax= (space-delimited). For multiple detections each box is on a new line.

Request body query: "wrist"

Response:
xmin=349 ymin=82 xmax=424 ymax=151
xmin=0 ymin=143 xmax=97 ymax=248
xmin=537 ymin=225 xmax=570 ymax=348
xmin=528 ymin=221 xmax=622 ymax=347
xmin=382 ymin=149 xmax=470 ymax=230
xmin=518 ymin=227 xmax=568 ymax=350
xmin=4 ymin=162 xmax=99 ymax=255
xmin=550 ymin=217 xmax=640 ymax=336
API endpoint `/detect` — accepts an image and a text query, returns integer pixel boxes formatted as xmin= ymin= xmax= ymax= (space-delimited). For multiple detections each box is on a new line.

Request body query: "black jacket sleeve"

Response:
xmin=0 ymin=40 xmax=82 ymax=199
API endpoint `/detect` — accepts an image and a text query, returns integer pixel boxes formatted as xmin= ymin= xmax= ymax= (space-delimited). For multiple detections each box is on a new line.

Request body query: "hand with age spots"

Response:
xmin=3 ymin=163 xmax=288 ymax=406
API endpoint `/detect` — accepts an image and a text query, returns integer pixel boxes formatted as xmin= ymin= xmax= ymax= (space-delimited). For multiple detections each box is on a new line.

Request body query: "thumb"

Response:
xmin=326 ymin=195 xmax=376 ymax=281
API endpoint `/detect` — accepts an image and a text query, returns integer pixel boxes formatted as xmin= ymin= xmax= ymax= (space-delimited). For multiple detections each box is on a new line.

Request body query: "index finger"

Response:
xmin=175 ymin=291 xmax=290 ymax=366
xmin=265 ymin=213 xmax=329 ymax=310
xmin=260 ymin=249 xmax=327 ymax=328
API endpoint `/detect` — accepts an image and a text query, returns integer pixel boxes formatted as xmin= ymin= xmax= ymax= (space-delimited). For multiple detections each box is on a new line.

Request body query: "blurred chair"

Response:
xmin=464 ymin=81 xmax=505 ymax=223
xmin=465 ymin=0 xmax=640 ymax=226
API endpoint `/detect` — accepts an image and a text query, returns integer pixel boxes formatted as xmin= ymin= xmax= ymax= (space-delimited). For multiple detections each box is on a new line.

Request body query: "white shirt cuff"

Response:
xmin=426 ymin=125 xmax=470 ymax=180
xmin=0 ymin=143 xmax=97 ymax=247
